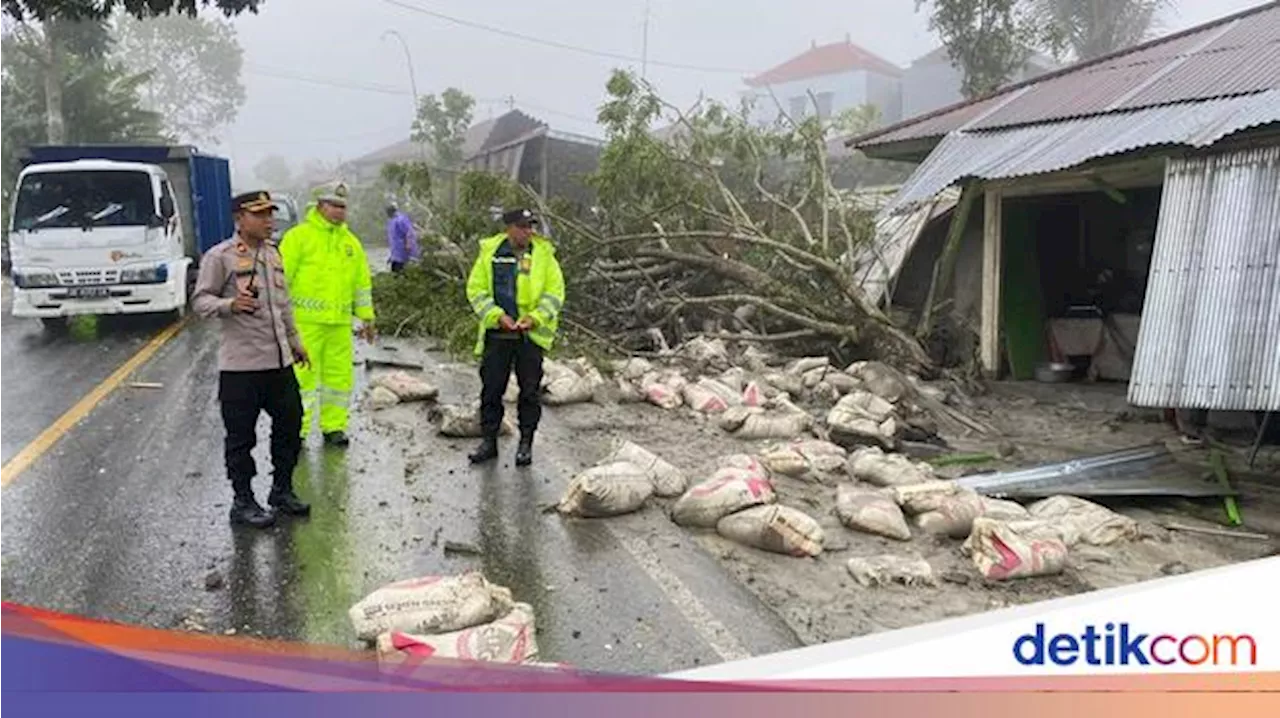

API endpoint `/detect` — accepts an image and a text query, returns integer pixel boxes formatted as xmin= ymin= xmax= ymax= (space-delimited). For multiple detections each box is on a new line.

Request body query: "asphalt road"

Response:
xmin=0 ymin=277 xmax=801 ymax=675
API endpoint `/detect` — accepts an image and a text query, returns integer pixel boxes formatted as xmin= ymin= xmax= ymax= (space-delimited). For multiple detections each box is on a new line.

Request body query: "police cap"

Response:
xmin=231 ymin=190 xmax=278 ymax=214
xmin=501 ymin=208 xmax=539 ymax=227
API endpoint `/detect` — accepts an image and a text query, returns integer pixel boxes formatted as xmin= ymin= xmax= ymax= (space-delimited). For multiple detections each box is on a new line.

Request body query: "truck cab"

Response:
xmin=7 ymin=145 xmax=232 ymax=327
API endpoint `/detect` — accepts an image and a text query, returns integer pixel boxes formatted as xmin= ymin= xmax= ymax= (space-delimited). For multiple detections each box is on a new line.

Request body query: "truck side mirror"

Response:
xmin=159 ymin=196 xmax=175 ymax=219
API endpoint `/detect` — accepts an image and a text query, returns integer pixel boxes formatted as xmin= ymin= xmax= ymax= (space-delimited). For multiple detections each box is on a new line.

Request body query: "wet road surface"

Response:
xmin=1 ymin=293 xmax=801 ymax=674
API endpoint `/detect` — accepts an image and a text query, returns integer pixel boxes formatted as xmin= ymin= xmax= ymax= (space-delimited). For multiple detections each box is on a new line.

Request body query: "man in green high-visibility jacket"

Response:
xmin=465 ymin=208 xmax=565 ymax=466
xmin=279 ymin=183 xmax=375 ymax=448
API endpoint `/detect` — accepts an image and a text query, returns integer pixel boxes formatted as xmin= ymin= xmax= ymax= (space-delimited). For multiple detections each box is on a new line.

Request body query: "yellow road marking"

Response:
xmin=1 ymin=317 xmax=188 ymax=487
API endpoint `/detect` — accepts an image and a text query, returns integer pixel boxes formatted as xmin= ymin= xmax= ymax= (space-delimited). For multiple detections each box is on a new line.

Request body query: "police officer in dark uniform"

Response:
xmin=192 ymin=191 xmax=312 ymax=528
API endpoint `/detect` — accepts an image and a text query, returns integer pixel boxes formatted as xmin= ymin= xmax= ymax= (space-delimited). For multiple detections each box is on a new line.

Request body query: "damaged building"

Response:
xmin=847 ymin=1 xmax=1280 ymax=443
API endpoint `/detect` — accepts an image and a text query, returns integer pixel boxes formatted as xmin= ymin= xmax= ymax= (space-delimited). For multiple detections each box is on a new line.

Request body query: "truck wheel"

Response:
xmin=40 ymin=317 xmax=68 ymax=332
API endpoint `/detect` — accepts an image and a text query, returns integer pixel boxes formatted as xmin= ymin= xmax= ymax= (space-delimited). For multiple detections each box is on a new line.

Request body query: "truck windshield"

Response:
xmin=12 ymin=170 xmax=155 ymax=231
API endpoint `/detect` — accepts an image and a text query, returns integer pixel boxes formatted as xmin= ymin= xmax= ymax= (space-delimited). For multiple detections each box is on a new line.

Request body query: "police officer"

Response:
xmin=193 ymin=191 xmax=312 ymax=528
xmin=465 ymin=208 xmax=565 ymax=466
xmin=279 ymin=183 xmax=376 ymax=448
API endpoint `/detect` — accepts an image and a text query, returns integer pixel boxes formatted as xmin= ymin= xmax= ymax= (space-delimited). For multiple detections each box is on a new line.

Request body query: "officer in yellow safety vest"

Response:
xmin=465 ymin=208 xmax=565 ymax=466
xmin=278 ymin=183 xmax=376 ymax=447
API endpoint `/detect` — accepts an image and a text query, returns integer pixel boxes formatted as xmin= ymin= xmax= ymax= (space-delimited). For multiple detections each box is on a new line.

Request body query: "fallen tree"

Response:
xmin=373 ymin=70 xmax=933 ymax=375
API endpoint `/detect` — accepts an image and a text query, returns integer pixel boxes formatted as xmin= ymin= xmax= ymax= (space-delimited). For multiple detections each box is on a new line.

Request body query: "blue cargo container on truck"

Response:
xmin=7 ymin=145 xmax=234 ymax=327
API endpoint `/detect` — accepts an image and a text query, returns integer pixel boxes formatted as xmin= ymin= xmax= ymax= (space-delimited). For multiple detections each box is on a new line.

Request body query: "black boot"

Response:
xmin=515 ymin=431 xmax=534 ymax=467
xmin=468 ymin=434 xmax=499 ymax=464
xmin=229 ymin=480 xmax=275 ymax=528
xmin=268 ymin=474 xmax=311 ymax=517
xmin=323 ymin=431 xmax=349 ymax=447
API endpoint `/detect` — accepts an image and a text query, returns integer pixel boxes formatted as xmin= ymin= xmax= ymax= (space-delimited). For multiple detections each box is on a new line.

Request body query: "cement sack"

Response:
xmin=718 ymin=367 xmax=747 ymax=393
xmin=435 ymin=403 xmax=514 ymax=437
xmin=374 ymin=371 xmax=439 ymax=402
xmin=715 ymin=453 xmax=770 ymax=477
xmin=812 ymin=380 xmax=841 ymax=403
xmin=786 ymin=356 xmax=829 ymax=376
xmin=611 ymin=357 xmax=654 ymax=381
xmin=544 ymin=365 xmax=604 ymax=406
xmin=608 ymin=440 xmax=688 ymax=497
xmin=716 ymin=504 xmax=824 ymax=557
xmin=375 ymin=603 xmax=538 ymax=666
xmin=964 ymin=517 xmax=1069 ymax=580
xmin=846 ymin=447 xmax=934 ymax=487
xmin=892 ymin=480 xmax=959 ymax=514
xmin=760 ymin=440 xmax=846 ymax=479
xmin=540 ymin=359 xmax=575 ymax=389
xmin=846 ymin=554 xmax=936 ymax=587
xmin=348 ymin=572 xmax=515 ymax=642
xmin=835 ymin=484 xmax=912 ymax=541
xmin=679 ymin=337 xmax=730 ymax=369
xmin=741 ymin=381 xmax=766 ymax=407
xmin=740 ymin=345 xmax=773 ymax=372
xmin=557 ymin=461 xmax=655 ymax=517
xmin=369 ymin=385 xmax=401 ymax=409
xmin=671 ymin=466 xmax=776 ymax=528
xmin=1027 ymin=495 xmax=1138 ymax=546
xmin=719 ymin=406 xmax=811 ymax=440
xmin=826 ymin=391 xmax=899 ymax=449
xmin=801 ymin=366 xmax=831 ymax=389
xmin=823 ymin=372 xmax=861 ymax=395
xmin=844 ymin=361 xmax=911 ymax=403
xmin=615 ymin=377 xmax=647 ymax=404
xmin=640 ymin=374 xmax=683 ymax=410
xmin=913 ymin=488 xmax=985 ymax=539
xmin=682 ymin=378 xmax=742 ymax=414
xmin=982 ymin=497 xmax=1031 ymax=522
xmin=762 ymin=372 xmax=805 ymax=398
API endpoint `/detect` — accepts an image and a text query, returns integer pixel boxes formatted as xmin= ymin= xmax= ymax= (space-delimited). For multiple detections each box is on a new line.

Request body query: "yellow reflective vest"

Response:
xmin=466 ymin=232 xmax=565 ymax=356
xmin=279 ymin=206 xmax=375 ymax=325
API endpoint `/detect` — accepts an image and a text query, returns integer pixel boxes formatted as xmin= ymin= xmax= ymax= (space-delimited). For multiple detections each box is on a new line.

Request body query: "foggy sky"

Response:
xmin=210 ymin=0 xmax=1266 ymax=188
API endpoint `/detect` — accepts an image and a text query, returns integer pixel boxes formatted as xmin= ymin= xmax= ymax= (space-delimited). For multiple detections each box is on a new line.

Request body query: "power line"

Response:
xmin=244 ymin=63 xmax=410 ymax=96
xmin=379 ymin=0 xmax=756 ymax=75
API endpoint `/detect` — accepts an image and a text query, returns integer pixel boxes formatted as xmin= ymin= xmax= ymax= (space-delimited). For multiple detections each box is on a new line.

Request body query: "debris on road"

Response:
xmin=348 ymin=572 xmax=515 ymax=642
xmin=1026 ymin=495 xmax=1139 ymax=546
xmin=846 ymin=554 xmax=936 ymax=587
xmin=127 ymin=381 xmax=164 ymax=389
xmin=557 ymin=461 xmax=655 ymax=517
xmin=718 ymin=405 xmax=811 ymax=439
xmin=1162 ymin=523 xmax=1272 ymax=541
xmin=671 ymin=462 xmax=776 ymax=528
xmin=365 ymin=357 xmax=426 ymax=371
xmin=963 ymin=518 xmax=1069 ymax=580
xmin=432 ymin=402 xmax=515 ymax=437
xmin=910 ymin=488 xmax=985 ymax=539
xmin=376 ymin=602 xmax=540 ymax=666
xmin=835 ymin=484 xmax=911 ymax=540
xmin=372 ymin=371 xmax=439 ymax=402
xmin=368 ymin=385 xmax=401 ymax=409
xmin=847 ymin=446 xmax=935 ymax=487
xmin=444 ymin=540 xmax=484 ymax=556
xmin=543 ymin=359 xmax=606 ymax=406
xmin=717 ymin=504 xmax=824 ymax=557
xmin=760 ymin=439 xmax=847 ymax=480
xmin=980 ymin=497 xmax=1031 ymax=522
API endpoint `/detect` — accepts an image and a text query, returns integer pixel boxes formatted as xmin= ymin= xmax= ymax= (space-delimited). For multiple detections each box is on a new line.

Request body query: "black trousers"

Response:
xmin=218 ymin=367 xmax=303 ymax=497
xmin=478 ymin=334 xmax=543 ymax=436
xmin=390 ymin=261 xmax=405 ymax=273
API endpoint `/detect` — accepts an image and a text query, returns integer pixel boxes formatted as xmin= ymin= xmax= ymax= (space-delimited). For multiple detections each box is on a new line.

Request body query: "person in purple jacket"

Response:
xmin=385 ymin=203 xmax=419 ymax=272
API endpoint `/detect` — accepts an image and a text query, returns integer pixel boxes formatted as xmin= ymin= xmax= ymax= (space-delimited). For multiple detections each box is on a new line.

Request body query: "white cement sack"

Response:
xmin=544 ymin=365 xmax=604 ymax=406
xmin=719 ymin=406 xmax=811 ymax=439
xmin=826 ymin=391 xmax=899 ymax=448
xmin=760 ymin=440 xmax=846 ymax=479
xmin=714 ymin=453 xmax=770 ymax=477
xmin=718 ymin=367 xmax=747 ymax=393
xmin=835 ymin=484 xmax=912 ymax=541
xmin=742 ymin=381 xmax=766 ymax=407
xmin=682 ymin=378 xmax=741 ymax=414
xmin=557 ymin=461 xmax=655 ymax=517
xmin=844 ymin=361 xmax=911 ymax=403
xmin=435 ymin=403 xmax=514 ymax=437
xmin=964 ymin=517 xmax=1069 ymax=580
xmin=374 ymin=371 xmax=439 ymax=402
xmin=716 ymin=504 xmax=824 ymax=557
xmin=375 ymin=603 xmax=538 ymax=666
xmin=760 ymin=445 xmax=809 ymax=476
xmin=1027 ymin=495 xmax=1139 ymax=546
xmin=679 ymin=337 xmax=731 ymax=369
xmin=823 ymin=372 xmax=861 ymax=395
xmin=640 ymin=376 xmax=683 ymax=409
xmin=847 ymin=554 xmax=936 ymax=587
xmin=671 ymin=466 xmax=776 ymax=528
xmin=540 ymin=359 xmax=575 ymax=389
xmin=786 ymin=356 xmax=829 ymax=376
xmin=611 ymin=357 xmax=654 ymax=381
xmin=368 ymin=385 xmax=400 ymax=409
xmin=892 ymin=480 xmax=960 ymax=514
xmin=812 ymin=381 xmax=841 ymax=403
xmin=801 ymin=366 xmax=830 ymax=389
xmin=914 ymin=488 xmax=985 ymax=538
xmin=982 ymin=497 xmax=1031 ymax=522
xmin=762 ymin=371 xmax=805 ymax=397
xmin=348 ymin=573 xmax=515 ymax=642
xmin=740 ymin=345 xmax=773 ymax=372
xmin=608 ymin=440 xmax=688 ymax=497
xmin=846 ymin=447 xmax=935 ymax=487
xmin=615 ymin=378 xmax=646 ymax=404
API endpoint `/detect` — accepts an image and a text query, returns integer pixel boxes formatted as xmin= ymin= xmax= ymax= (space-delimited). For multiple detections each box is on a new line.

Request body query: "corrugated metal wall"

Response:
xmin=1128 ymin=145 xmax=1280 ymax=410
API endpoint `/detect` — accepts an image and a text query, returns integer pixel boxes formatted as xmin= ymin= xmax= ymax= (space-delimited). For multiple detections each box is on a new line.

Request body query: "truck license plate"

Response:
xmin=68 ymin=286 xmax=110 ymax=299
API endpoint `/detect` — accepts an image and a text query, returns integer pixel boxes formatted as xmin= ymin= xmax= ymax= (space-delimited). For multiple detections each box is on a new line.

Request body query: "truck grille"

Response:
xmin=57 ymin=269 xmax=120 ymax=286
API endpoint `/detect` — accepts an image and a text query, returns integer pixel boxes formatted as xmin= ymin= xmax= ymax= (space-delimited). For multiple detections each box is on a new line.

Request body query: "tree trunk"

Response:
xmin=42 ymin=21 xmax=65 ymax=144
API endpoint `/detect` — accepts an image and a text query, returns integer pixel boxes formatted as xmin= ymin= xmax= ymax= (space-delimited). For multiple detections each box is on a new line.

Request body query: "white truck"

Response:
xmin=6 ymin=145 xmax=233 ymax=329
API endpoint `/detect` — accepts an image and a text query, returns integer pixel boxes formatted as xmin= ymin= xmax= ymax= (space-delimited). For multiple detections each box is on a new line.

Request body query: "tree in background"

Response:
xmin=410 ymin=88 xmax=476 ymax=168
xmin=112 ymin=10 xmax=245 ymax=144
xmin=2 ymin=0 xmax=262 ymax=22
xmin=1030 ymin=0 xmax=1170 ymax=61
xmin=917 ymin=0 xmax=1172 ymax=98
xmin=253 ymin=154 xmax=292 ymax=189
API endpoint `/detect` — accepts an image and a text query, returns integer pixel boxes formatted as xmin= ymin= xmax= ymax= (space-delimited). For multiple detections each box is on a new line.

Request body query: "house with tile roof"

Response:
xmin=741 ymin=36 xmax=905 ymax=127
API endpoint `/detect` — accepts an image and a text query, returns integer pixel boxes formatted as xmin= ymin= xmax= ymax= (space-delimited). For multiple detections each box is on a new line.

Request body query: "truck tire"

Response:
xmin=40 ymin=317 xmax=68 ymax=332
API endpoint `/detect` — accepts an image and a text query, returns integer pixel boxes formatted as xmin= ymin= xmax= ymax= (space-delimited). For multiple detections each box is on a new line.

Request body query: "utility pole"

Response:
xmin=641 ymin=0 xmax=651 ymax=80
xmin=381 ymin=29 xmax=420 ymax=111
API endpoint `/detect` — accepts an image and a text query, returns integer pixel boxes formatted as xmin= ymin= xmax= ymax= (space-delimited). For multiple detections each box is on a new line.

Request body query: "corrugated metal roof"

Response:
xmin=1127 ymin=145 xmax=1280 ymax=411
xmin=854 ymin=1 xmax=1280 ymax=150
xmin=851 ymin=187 xmax=961 ymax=305
xmin=883 ymin=90 xmax=1280 ymax=212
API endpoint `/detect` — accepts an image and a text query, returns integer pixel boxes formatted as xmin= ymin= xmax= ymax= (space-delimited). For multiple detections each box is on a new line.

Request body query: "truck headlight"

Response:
xmin=13 ymin=271 xmax=59 ymax=288
xmin=120 ymin=265 xmax=169 ymax=284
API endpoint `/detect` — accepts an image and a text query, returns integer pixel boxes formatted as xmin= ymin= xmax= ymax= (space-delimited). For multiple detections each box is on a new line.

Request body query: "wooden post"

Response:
xmin=980 ymin=188 xmax=1004 ymax=376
